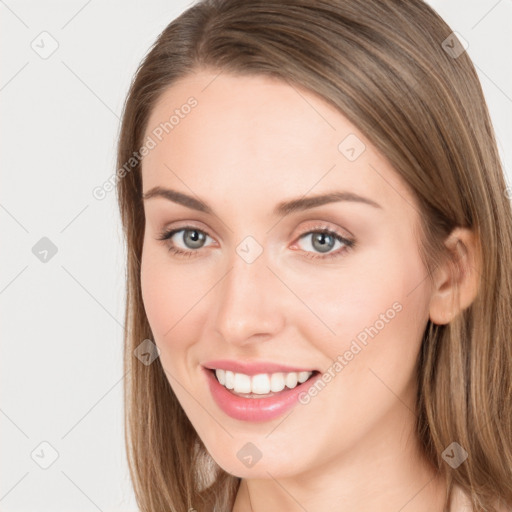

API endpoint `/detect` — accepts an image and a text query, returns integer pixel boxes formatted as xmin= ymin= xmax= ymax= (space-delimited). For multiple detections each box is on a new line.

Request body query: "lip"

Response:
xmin=203 ymin=366 xmax=321 ymax=422
xmin=202 ymin=359 xmax=318 ymax=376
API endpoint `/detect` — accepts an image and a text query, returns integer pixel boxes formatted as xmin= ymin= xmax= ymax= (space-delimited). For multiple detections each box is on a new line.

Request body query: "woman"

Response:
xmin=115 ymin=0 xmax=512 ymax=510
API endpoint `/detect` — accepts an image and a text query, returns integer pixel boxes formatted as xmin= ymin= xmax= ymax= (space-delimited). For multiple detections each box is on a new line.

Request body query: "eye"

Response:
xmin=294 ymin=226 xmax=355 ymax=260
xmin=156 ymin=223 xmax=356 ymax=261
xmin=157 ymin=226 xmax=213 ymax=258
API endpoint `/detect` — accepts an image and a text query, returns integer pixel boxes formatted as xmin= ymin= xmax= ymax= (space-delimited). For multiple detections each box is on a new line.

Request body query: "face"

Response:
xmin=140 ymin=70 xmax=433 ymax=479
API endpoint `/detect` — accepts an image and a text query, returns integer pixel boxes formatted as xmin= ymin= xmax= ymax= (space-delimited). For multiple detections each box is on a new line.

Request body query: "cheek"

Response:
xmin=288 ymin=243 xmax=429 ymax=372
xmin=283 ymin=249 xmax=429 ymax=441
xmin=140 ymin=244 xmax=205 ymax=355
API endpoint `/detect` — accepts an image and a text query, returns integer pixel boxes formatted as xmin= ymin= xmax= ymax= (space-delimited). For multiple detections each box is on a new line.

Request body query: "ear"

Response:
xmin=428 ymin=227 xmax=481 ymax=325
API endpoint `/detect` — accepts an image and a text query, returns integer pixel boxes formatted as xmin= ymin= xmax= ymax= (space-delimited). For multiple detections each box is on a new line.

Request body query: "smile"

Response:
xmin=213 ymin=369 xmax=316 ymax=396
xmin=203 ymin=367 xmax=321 ymax=422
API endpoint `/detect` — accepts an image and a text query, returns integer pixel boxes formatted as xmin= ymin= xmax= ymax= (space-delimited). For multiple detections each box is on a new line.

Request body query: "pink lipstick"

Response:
xmin=203 ymin=365 xmax=321 ymax=422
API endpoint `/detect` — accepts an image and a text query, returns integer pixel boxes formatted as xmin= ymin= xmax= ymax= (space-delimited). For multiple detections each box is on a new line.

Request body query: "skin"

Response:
xmin=140 ymin=70 xmax=479 ymax=512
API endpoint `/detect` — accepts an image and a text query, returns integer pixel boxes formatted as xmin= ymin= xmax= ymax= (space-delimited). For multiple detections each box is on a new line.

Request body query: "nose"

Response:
xmin=213 ymin=245 xmax=286 ymax=347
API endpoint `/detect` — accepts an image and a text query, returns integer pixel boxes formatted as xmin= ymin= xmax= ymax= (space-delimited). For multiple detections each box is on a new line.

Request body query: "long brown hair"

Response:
xmin=115 ymin=1 xmax=512 ymax=510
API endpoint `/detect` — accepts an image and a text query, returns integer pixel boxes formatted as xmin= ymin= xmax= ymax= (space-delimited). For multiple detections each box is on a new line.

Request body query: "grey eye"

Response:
xmin=298 ymin=231 xmax=343 ymax=254
xmin=178 ymin=229 xmax=208 ymax=249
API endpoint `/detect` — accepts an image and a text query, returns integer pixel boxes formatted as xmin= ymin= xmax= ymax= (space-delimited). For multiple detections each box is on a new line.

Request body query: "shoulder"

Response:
xmin=449 ymin=484 xmax=473 ymax=512
xmin=450 ymin=483 xmax=512 ymax=512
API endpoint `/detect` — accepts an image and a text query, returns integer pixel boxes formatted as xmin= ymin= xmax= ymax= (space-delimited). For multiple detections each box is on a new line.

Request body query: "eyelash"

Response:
xmin=156 ymin=224 xmax=356 ymax=261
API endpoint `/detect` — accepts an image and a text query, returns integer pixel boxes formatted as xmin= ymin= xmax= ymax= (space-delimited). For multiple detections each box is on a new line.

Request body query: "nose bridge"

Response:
xmin=214 ymin=239 xmax=284 ymax=344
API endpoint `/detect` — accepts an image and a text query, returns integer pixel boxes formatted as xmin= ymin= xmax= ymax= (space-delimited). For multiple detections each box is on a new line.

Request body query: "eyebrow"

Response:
xmin=142 ymin=186 xmax=382 ymax=216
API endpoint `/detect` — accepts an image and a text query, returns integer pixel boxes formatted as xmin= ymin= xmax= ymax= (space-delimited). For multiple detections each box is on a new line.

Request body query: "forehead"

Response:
xmin=143 ymin=71 xmax=342 ymax=165
xmin=141 ymin=70 xmax=417 ymax=219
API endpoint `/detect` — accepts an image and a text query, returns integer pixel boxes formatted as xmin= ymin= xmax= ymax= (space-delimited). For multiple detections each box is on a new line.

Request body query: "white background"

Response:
xmin=1 ymin=1 xmax=511 ymax=511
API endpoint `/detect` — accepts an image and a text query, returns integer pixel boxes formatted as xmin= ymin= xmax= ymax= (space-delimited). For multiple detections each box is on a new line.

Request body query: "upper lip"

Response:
xmin=202 ymin=359 xmax=318 ymax=376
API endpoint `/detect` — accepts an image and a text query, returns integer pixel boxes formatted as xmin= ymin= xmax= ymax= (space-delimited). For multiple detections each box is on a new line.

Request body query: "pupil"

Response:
xmin=313 ymin=233 xmax=334 ymax=253
xmin=185 ymin=229 xmax=205 ymax=249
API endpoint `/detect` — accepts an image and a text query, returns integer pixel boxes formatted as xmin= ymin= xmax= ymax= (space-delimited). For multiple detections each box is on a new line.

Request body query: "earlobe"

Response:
xmin=428 ymin=227 xmax=481 ymax=325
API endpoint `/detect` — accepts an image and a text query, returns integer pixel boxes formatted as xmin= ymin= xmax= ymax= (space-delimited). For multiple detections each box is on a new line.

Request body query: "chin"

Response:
xmin=209 ymin=451 xmax=301 ymax=480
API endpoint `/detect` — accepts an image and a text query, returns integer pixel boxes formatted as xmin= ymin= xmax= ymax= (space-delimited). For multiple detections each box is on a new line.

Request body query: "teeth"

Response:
xmin=270 ymin=372 xmax=285 ymax=392
xmin=214 ymin=369 xmax=314 ymax=395
xmin=216 ymin=369 xmax=226 ymax=386
xmin=297 ymin=371 xmax=311 ymax=383
xmin=285 ymin=372 xmax=297 ymax=388
xmin=224 ymin=369 xmax=234 ymax=389
xmin=252 ymin=373 xmax=271 ymax=394
xmin=234 ymin=373 xmax=251 ymax=393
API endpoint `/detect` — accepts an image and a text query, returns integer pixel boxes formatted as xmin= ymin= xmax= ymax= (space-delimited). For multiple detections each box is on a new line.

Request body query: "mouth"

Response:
xmin=203 ymin=365 xmax=323 ymax=422
xmin=206 ymin=367 xmax=321 ymax=398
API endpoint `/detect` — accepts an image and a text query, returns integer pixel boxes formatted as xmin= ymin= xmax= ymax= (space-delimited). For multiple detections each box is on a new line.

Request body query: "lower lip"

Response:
xmin=203 ymin=367 xmax=321 ymax=422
